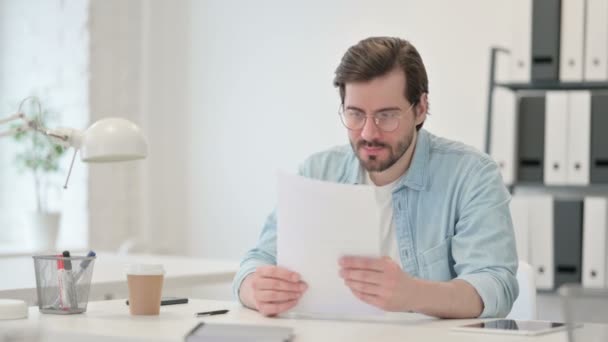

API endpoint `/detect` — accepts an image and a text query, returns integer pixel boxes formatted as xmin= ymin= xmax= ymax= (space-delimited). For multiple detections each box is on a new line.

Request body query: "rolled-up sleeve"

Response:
xmin=232 ymin=210 xmax=278 ymax=304
xmin=232 ymin=153 xmax=329 ymax=304
xmin=452 ymin=158 xmax=519 ymax=318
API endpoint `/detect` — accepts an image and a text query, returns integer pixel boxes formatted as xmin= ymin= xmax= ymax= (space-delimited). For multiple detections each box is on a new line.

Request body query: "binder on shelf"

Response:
xmin=582 ymin=197 xmax=608 ymax=288
xmin=585 ymin=0 xmax=608 ymax=81
xmin=510 ymin=196 xmax=531 ymax=263
xmin=531 ymin=0 xmax=561 ymax=82
xmin=544 ymin=92 xmax=569 ymax=185
xmin=590 ymin=92 xmax=608 ymax=183
xmin=517 ymin=95 xmax=546 ymax=183
xmin=529 ymin=196 xmax=554 ymax=290
xmin=560 ymin=0 xmax=585 ymax=82
xmin=553 ymin=200 xmax=584 ymax=289
xmin=510 ymin=0 xmax=533 ymax=82
xmin=567 ymin=91 xmax=591 ymax=185
xmin=490 ymin=88 xmax=518 ymax=185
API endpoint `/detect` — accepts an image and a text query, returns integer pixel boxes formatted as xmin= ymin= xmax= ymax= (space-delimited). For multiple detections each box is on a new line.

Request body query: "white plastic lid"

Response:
xmin=0 ymin=299 xmax=28 ymax=320
xmin=125 ymin=264 xmax=165 ymax=276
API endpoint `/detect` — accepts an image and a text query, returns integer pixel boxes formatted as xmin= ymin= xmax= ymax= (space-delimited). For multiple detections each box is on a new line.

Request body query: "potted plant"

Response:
xmin=12 ymin=101 xmax=67 ymax=251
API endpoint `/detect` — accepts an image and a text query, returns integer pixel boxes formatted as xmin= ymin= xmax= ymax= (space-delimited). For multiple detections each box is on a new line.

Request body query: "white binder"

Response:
xmin=560 ymin=0 xmax=586 ymax=81
xmin=510 ymin=0 xmax=533 ymax=82
xmin=582 ymin=197 xmax=608 ymax=288
xmin=544 ymin=92 xmax=569 ymax=185
xmin=585 ymin=0 xmax=608 ymax=81
xmin=490 ymin=88 xmax=518 ymax=185
xmin=495 ymin=50 xmax=513 ymax=84
xmin=567 ymin=91 xmax=591 ymax=185
xmin=510 ymin=196 xmax=530 ymax=263
xmin=529 ymin=196 xmax=555 ymax=290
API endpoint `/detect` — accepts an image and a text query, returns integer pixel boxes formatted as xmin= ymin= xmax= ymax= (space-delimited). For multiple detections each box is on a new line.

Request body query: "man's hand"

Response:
xmin=339 ymin=256 xmax=416 ymax=312
xmin=239 ymin=265 xmax=308 ymax=316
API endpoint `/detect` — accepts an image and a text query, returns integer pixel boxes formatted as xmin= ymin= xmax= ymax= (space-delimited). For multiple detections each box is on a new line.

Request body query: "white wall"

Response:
xmin=86 ymin=0 xmax=191 ymax=255
xmin=141 ymin=1 xmax=192 ymax=254
xmin=185 ymin=0 xmax=515 ymax=260
xmin=83 ymin=0 xmax=517 ymax=260
xmin=87 ymin=0 xmax=148 ymax=251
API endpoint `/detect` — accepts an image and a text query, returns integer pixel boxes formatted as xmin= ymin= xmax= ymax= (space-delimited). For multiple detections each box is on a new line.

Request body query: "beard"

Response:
xmin=351 ymin=130 xmax=415 ymax=172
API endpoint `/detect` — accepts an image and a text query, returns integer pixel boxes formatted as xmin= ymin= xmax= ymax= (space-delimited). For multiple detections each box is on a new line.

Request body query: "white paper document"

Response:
xmin=277 ymin=172 xmax=382 ymax=318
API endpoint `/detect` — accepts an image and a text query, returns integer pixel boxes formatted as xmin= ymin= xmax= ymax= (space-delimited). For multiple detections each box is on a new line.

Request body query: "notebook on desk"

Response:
xmin=185 ymin=322 xmax=294 ymax=342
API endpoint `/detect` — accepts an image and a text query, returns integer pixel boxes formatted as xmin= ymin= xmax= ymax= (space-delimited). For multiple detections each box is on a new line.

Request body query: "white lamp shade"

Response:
xmin=80 ymin=118 xmax=148 ymax=162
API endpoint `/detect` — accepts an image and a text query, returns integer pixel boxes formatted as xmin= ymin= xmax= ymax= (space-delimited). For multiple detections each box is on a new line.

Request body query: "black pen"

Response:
xmin=195 ymin=309 xmax=229 ymax=317
xmin=62 ymin=251 xmax=78 ymax=310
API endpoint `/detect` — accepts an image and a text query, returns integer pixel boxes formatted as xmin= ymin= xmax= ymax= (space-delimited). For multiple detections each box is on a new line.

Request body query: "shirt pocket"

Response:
xmin=418 ymin=237 xmax=453 ymax=281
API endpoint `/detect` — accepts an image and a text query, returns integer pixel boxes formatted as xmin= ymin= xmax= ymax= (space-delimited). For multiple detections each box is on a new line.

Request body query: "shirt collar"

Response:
xmin=394 ymin=128 xmax=429 ymax=192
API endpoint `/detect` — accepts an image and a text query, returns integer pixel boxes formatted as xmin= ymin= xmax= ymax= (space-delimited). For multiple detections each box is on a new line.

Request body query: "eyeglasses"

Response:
xmin=338 ymin=103 xmax=415 ymax=132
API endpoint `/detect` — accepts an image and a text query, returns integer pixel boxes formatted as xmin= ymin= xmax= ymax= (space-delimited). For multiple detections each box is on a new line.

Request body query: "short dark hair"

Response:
xmin=333 ymin=37 xmax=429 ymax=130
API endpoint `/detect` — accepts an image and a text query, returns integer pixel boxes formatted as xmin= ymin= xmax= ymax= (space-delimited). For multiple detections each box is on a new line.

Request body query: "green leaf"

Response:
xmin=10 ymin=100 xmax=67 ymax=179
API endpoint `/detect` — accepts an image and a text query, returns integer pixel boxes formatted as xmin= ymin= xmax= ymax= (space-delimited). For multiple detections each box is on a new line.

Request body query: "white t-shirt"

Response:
xmin=364 ymin=173 xmax=403 ymax=268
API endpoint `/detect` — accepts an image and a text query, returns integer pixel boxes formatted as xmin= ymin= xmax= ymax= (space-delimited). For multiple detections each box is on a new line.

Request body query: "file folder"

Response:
xmin=582 ymin=197 xmax=608 ymax=288
xmin=544 ymin=92 xmax=569 ymax=185
xmin=517 ymin=95 xmax=546 ymax=183
xmin=567 ymin=91 xmax=591 ymax=185
xmin=560 ymin=0 xmax=585 ymax=81
xmin=531 ymin=0 xmax=562 ymax=82
xmin=590 ymin=92 xmax=608 ymax=183
xmin=553 ymin=199 xmax=583 ymax=289
xmin=529 ymin=196 xmax=554 ymax=290
xmin=490 ymin=88 xmax=518 ymax=185
xmin=585 ymin=0 xmax=608 ymax=81
xmin=510 ymin=196 xmax=531 ymax=263
xmin=510 ymin=0 xmax=533 ymax=82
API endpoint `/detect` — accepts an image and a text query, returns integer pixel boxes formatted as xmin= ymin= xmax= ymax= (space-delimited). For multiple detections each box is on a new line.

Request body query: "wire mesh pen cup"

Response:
xmin=32 ymin=254 xmax=96 ymax=314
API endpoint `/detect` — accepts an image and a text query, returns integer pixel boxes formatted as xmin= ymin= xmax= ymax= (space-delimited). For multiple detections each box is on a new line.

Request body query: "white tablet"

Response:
xmin=451 ymin=319 xmax=579 ymax=336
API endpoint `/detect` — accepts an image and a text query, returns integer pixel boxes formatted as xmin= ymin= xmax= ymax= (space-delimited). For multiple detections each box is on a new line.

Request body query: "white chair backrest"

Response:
xmin=507 ymin=260 xmax=536 ymax=320
xmin=560 ymin=284 xmax=608 ymax=342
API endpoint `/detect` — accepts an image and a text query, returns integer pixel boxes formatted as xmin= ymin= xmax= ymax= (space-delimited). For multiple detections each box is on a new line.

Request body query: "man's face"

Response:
xmin=343 ymin=68 xmax=424 ymax=172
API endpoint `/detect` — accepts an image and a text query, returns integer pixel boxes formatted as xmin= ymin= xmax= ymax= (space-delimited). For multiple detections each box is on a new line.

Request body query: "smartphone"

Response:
xmin=125 ymin=296 xmax=189 ymax=306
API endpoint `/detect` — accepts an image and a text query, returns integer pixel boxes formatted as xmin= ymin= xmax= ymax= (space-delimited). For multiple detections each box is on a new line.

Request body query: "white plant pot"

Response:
xmin=27 ymin=212 xmax=61 ymax=252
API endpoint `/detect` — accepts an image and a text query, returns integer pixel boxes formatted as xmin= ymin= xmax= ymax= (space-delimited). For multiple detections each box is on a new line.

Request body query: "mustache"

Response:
xmin=357 ymin=140 xmax=388 ymax=149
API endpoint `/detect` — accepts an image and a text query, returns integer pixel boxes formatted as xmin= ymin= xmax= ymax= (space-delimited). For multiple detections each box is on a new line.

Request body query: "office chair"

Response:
xmin=507 ymin=260 xmax=537 ymax=320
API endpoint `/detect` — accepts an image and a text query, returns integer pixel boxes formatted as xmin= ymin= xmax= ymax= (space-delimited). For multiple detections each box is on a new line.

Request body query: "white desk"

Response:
xmin=1 ymin=299 xmax=607 ymax=342
xmin=0 ymin=252 xmax=239 ymax=304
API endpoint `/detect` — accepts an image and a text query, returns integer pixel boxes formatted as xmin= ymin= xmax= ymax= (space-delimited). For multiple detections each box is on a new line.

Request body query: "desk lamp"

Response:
xmin=0 ymin=97 xmax=148 ymax=319
xmin=0 ymin=96 xmax=148 ymax=188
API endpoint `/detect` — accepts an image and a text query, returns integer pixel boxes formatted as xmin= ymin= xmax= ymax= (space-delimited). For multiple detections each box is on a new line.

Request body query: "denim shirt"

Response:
xmin=233 ymin=129 xmax=519 ymax=318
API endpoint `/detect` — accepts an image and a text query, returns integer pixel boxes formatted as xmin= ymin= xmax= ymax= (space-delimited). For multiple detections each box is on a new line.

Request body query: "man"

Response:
xmin=233 ymin=37 xmax=518 ymax=319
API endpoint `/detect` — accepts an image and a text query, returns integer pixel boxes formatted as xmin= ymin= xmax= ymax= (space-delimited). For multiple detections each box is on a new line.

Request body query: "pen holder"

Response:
xmin=32 ymin=254 xmax=96 ymax=314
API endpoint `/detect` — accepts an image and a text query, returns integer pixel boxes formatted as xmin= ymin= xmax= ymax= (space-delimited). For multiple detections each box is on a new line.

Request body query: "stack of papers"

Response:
xmin=277 ymin=172 xmax=382 ymax=318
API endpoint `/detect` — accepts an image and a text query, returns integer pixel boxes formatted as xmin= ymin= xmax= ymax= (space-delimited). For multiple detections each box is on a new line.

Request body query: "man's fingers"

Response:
xmin=339 ymin=269 xmax=382 ymax=284
xmin=351 ymin=289 xmax=382 ymax=308
xmin=339 ymin=256 xmax=385 ymax=271
xmin=253 ymin=277 xmax=308 ymax=292
xmin=256 ymin=265 xmax=301 ymax=282
xmin=257 ymin=299 xmax=299 ymax=317
xmin=344 ymin=279 xmax=381 ymax=296
xmin=255 ymin=290 xmax=301 ymax=302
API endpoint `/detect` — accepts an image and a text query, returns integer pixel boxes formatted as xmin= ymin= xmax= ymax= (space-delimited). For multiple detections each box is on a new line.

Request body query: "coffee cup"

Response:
xmin=126 ymin=264 xmax=165 ymax=315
